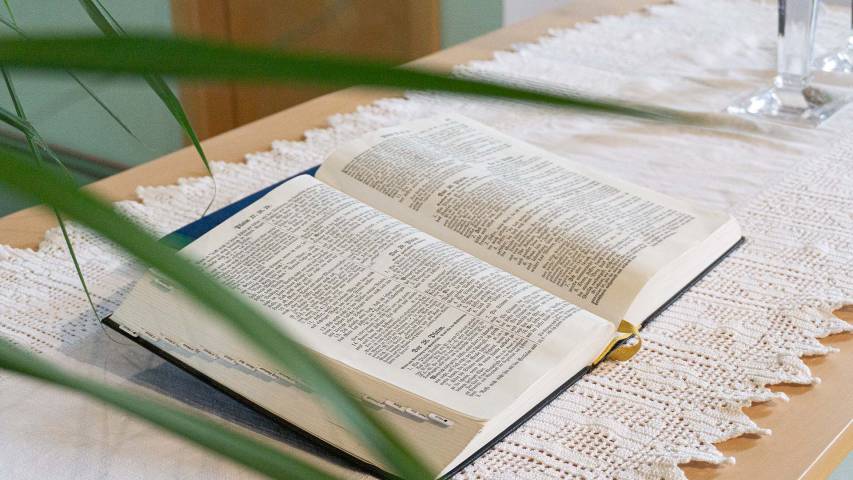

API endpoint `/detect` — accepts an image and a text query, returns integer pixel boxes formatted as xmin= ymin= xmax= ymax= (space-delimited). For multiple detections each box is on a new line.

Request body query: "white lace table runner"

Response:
xmin=2 ymin=1 xmax=852 ymax=479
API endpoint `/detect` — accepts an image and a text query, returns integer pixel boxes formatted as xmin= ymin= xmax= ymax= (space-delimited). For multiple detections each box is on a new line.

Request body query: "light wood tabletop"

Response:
xmin=0 ymin=0 xmax=849 ymax=478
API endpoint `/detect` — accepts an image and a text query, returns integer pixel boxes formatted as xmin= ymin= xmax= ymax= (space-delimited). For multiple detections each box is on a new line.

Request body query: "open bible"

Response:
xmin=110 ymin=115 xmax=742 ymax=477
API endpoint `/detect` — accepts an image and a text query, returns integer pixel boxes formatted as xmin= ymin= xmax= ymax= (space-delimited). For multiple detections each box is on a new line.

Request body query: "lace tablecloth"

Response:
xmin=2 ymin=1 xmax=852 ymax=479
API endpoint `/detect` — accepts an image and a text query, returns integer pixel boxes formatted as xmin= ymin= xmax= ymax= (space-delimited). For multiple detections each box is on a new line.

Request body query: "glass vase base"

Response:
xmin=726 ymin=84 xmax=849 ymax=127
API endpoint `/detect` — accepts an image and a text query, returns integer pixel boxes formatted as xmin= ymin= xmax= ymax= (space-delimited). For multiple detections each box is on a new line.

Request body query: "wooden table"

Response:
xmin=1 ymin=1 xmax=850 ymax=478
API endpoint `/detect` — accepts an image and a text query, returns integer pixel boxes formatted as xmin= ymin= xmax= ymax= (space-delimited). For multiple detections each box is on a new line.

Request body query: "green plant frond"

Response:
xmin=0 ymin=104 xmax=33 ymax=136
xmin=0 ymin=146 xmax=434 ymax=480
xmin=0 ymin=12 xmax=144 ymax=146
xmin=1 ymin=69 xmax=102 ymax=327
xmin=0 ymin=16 xmax=22 ymax=35
xmin=1 ymin=0 xmax=14 ymax=24
xmin=77 ymin=0 xmax=118 ymax=34
xmin=0 ymin=35 xmax=706 ymax=125
xmin=1 ymin=2 xmax=130 ymax=329
xmin=65 ymin=70 xmax=148 ymax=147
xmin=1 ymin=71 xmax=71 ymax=180
xmin=0 ymin=337 xmax=339 ymax=480
xmin=77 ymin=0 xmax=216 ymax=215
xmin=0 ymin=103 xmax=112 ymax=180
xmin=92 ymin=0 xmax=127 ymax=34
xmin=0 ymin=105 xmax=69 ymax=175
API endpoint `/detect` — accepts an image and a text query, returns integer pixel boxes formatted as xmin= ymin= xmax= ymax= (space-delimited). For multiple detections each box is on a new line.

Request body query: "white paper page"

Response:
xmin=317 ymin=115 xmax=730 ymax=324
xmin=113 ymin=175 xmax=613 ymax=419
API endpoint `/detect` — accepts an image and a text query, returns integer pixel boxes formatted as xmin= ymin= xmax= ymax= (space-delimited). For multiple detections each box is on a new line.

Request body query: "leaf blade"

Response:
xmin=77 ymin=1 xmax=216 ymax=214
xmin=0 ymin=35 xmax=693 ymax=124
xmin=0 ymin=146 xmax=434 ymax=479
xmin=0 ymin=14 xmax=144 ymax=146
xmin=0 ymin=337 xmax=339 ymax=480
xmin=1 ymin=68 xmax=104 ymax=326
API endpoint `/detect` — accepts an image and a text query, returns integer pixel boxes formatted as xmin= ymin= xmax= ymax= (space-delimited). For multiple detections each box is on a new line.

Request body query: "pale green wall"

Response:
xmin=0 ymin=0 xmax=180 ymax=215
xmin=440 ymin=0 xmax=502 ymax=48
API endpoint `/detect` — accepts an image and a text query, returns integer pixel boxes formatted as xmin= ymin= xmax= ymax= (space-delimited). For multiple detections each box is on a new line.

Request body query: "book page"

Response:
xmin=116 ymin=175 xmax=613 ymax=419
xmin=317 ymin=115 xmax=730 ymax=323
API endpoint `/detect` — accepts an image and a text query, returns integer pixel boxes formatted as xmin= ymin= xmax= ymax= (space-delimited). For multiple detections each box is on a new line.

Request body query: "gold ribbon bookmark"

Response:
xmin=592 ymin=320 xmax=641 ymax=365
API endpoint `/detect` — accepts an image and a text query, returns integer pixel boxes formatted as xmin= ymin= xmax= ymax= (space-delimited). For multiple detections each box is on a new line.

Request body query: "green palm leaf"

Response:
xmin=77 ymin=0 xmax=216 ymax=214
xmin=0 ymin=35 xmax=695 ymax=124
xmin=0 ymin=146 xmax=433 ymax=479
xmin=0 ymin=69 xmax=101 ymax=327
xmin=0 ymin=15 xmax=144 ymax=146
xmin=0 ymin=336 xmax=338 ymax=480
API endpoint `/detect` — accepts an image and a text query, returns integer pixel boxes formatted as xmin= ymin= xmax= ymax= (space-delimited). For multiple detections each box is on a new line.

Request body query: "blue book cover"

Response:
xmin=161 ymin=165 xmax=320 ymax=249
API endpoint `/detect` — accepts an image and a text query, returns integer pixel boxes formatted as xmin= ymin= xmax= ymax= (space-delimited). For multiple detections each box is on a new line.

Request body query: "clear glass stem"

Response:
xmin=776 ymin=0 xmax=820 ymax=88
xmin=725 ymin=0 xmax=849 ymax=126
